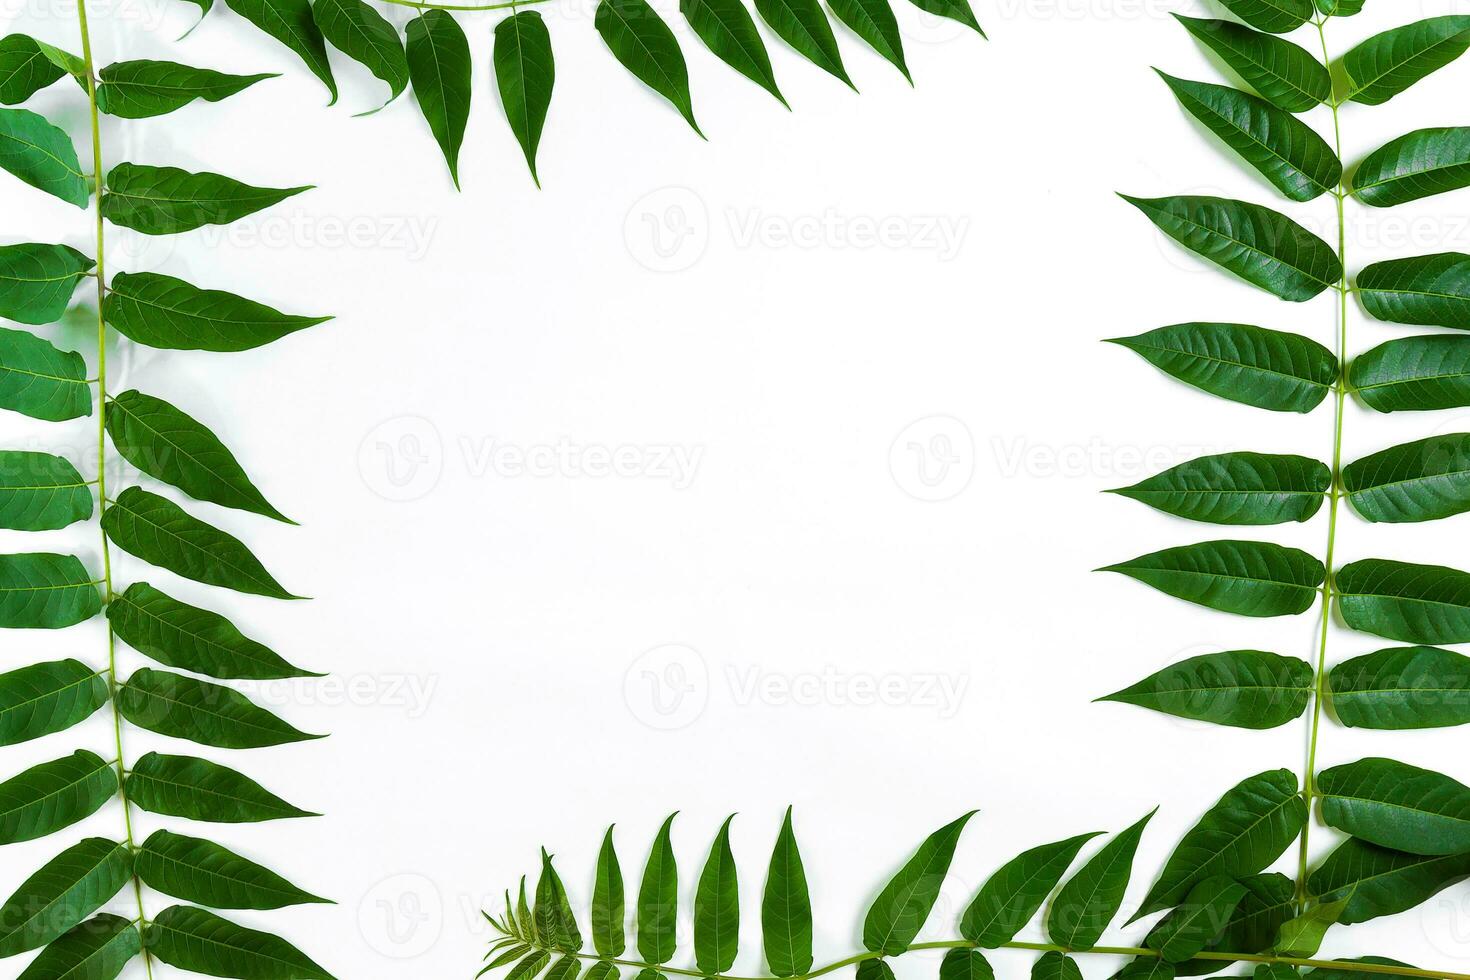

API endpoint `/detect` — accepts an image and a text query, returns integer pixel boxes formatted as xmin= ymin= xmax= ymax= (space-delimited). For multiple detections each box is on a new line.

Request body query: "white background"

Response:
xmin=4 ymin=0 xmax=1470 ymax=975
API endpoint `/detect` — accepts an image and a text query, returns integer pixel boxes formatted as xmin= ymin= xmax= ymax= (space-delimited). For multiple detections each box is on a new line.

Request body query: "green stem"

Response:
xmin=378 ymin=0 xmax=546 ymax=10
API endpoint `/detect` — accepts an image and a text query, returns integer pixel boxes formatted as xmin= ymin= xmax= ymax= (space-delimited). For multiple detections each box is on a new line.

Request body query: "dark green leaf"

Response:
xmin=406 ymin=11 xmax=471 ymax=188
xmin=1212 ymin=0 xmax=1311 ymax=34
xmin=127 ymin=751 xmax=319 ymax=822
xmin=827 ymin=0 xmax=908 ymax=82
xmin=535 ymin=849 xmax=582 ymax=953
xmin=1099 ymin=650 xmax=1312 ymax=730
xmin=939 ymin=948 xmax=993 ymax=980
xmin=592 ymin=824 xmax=625 ymax=958
xmin=545 ymin=956 xmax=582 ymax=980
xmin=0 ymin=243 xmax=93 ymax=325
xmin=1329 ymin=646 xmax=1470 ymax=729
xmin=960 ymin=832 xmax=1100 ymax=948
xmin=1344 ymin=433 xmax=1470 ymax=523
xmin=0 ymin=553 xmax=101 ymax=629
xmin=1047 ymin=810 xmax=1155 ymax=950
xmin=1318 ymin=757 xmax=1470 ymax=856
xmin=694 ymin=814 xmax=739 ymax=973
xmin=0 ymin=839 xmax=131 ymax=957
xmin=0 ymin=108 xmax=87 ymax=207
xmin=509 ymin=950 xmax=552 ymax=980
xmin=637 ymin=812 xmax=678 ymax=963
xmin=682 ymin=0 xmax=785 ymax=106
xmin=312 ymin=0 xmax=407 ymax=112
xmin=1309 ymin=837 xmax=1470 ymax=924
xmin=103 ymin=271 xmax=330 ymax=352
xmin=1337 ymin=558 xmax=1470 ymax=644
xmin=146 ymin=905 xmax=334 ymax=979
xmin=15 ymin=914 xmax=140 ymax=980
xmin=596 ymin=0 xmax=701 ymax=136
xmin=1116 ymin=960 xmax=1176 ymax=980
xmin=1145 ymin=877 xmax=1248 ymax=964
xmin=118 ymin=667 xmax=322 ymax=748
xmin=762 ymin=807 xmax=812 ymax=976
xmin=223 ymin=0 xmax=336 ymax=101
xmin=1302 ymin=960 xmax=1418 ymax=980
xmin=1173 ymin=16 xmax=1329 ymax=113
xmin=1031 ymin=951 xmax=1081 ymax=980
xmin=1353 ymin=128 xmax=1470 ymax=207
xmin=752 ymin=0 xmax=851 ymax=87
xmin=95 ymin=61 xmax=274 ymax=118
xmin=0 ymin=35 xmax=67 ymax=104
xmin=137 ymin=829 xmax=329 ymax=909
xmin=1344 ymin=16 xmax=1470 ymax=106
xmin=0 ymin=751 xmax=115 ymax=845
xmin=0 ymin=326 xmax=91 ymax=422
xmin=493 ymin=11 xmax=555 ymax=185
xmin=101 ymin=163 xmax=309 ymax=235
xmin=863 ymin=810 xmax=976 ymax=955
xmin=1315 ymin=0 xmax=1364 ymax=16
xmin=585 ymin=962 xmax=618 ymax=980
xmin=906 ymin=0 xmax=980 ymax=33
xmin=0 ymin=451 xmax=92 ymax=530
xmin=1358 ymin=252 xmax=1470 ymax=330
xmin=1272 ymin=895 xmax=1347 ymax=957
xmin=1176 ymin=873 xmax=1294 ymax=975
xmin=0 ymin=659 xmax=108 ymax=747
xmin=1099 ymin=540 xmax=1325 ymax=618
xmin=1110 ymin=451 xmax=1330 ymax=525
xmin=1352 ymin=335 xmax=1470 ymax=413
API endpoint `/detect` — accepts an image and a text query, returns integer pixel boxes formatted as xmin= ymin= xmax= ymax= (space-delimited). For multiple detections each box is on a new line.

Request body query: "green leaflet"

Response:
xmin=0 ymin=326 xmax=91 ymax=422
xmin=1343 ymin=433 xmax=1470 ymax=524
xmin=146 ymin=905 xmax=335 ymax=979
xmin=1301 ymin=960 xmax=1419 ymax=980
xmin=1271 ymin=895 xmax=1348 ymax=957
xmin=406 ymin=11 xmax=472 ymax=188
xmin=855 ymin=960 xmax=896 ymax=980
xmin=1109 ymin=451 xmax=1330 ymax=525
xmin=222 ymin=0 xmax=336 ymax=102
xmin=312 ymin=0 xmax=408 ymax=113
xmin=1031 ymin=951 xmax=1081 ymax=980
xmin=596 ymin=0 xmax=702 ymax=136
xmin=0 ymin=450 xmax=93 ymax=531
xmin=1107 ymin=323 xmax=1336 ymax=413
xmin=752 ymin=0 xmax=851 ymax=88
xmin=0 ymin=35 xmax=68 ymax=104
xmin=106 ymin=388 xmax=292 ymax=522
xmin=0 ymin=659 xmax=108 ymax=746
xmin=1046 ymin=810 xmax=1154 ymax=950
xmin=1309 ymin=837 xmax=1470 ymax=925
xmin=95 ymin=61 xmax=275 ymax=118
xmin=102 ymin=486 xmax=303 ymax=600
xmin=1254 ymin=966 xmax=1298 ymax=980
xmin=1318 ymin=757 xmax=1470 ymax=856
xmin=939 ymin=948 xmax=993 ymax=980
xmin=1156 ymin=73 xmax=1339 ymax=202
xmin=535 ymin=850 xmax=582 ymax=953
xmin=681 ymin=0 xmax=786 ymax=107
xmin=1336 ymin=558 xmax=1470 ymax=645
xmin=960 ymin=832 xmax=1100 ymax=948
xmin=15 ymin=914 xmax=140 ymax=980
xmin=827 ymin=0 xmax=908 ymax=82
xmin=508 ymin=949 xmax=552 ymax=980
xmin=1315 ymin=0 xmax=1363 ymax=15
xmin=592 ymin=825 xmax=626 ymax=958
xmin=584 ymin=963 xmax=619 ymax=980
xmin=1352 ymin=335 xmax=1470 ymax=413
xmin=493 ymin=11 xmax=556 ymax=186
xmin=545 ymin=956 xmax=582 ymax=980
xmin=1144 ymin=876 xmax=1247 ymax=964
xmin=1099 ymin=540 xmax=1325 ymax=618
xmin=1357 ymin=253 xmax=1470 ymax=330
xmin=118 ymin=667 xmax=321 ymax=749
xmin=0 ymin=838 xmax=132 ymax=957
xmin=103 ymin=271 xmax=330 ymax=351
xmin=0 ymin=751 xmax=115 ymax=845
xmin=1211 ymin=0 xmax=1312 ymax=34
xmin=101 ymin=163 xmax=310 ymax=235
xmin=0 ymin=553 xmax=102 ymax=629
xmin=127 ymin=751 xmax=319 ymax=822
xmin=1134 ymin=769 xmax=1306 ymax=919
xmin=1344 ymin=16 xmax=1470 ymax=106
xmin=1098 ymin=650 xmax=1313 ymax=730
xmin=638 ymin=813 xmax=679 ymax=963
xmin=1172 ymin=16 xmax=1330 ymax=114
xmin=906 ymin=0 xmax=980 ymax=34
xmin=137 ymin=829 xmax=329 ymax=909
xmin=862 ymin=810 xmax=975 ymax=955
xmin=1175 ymin=873 xmax=1294 ymax=974
xmin=0 ymin=107 xmax=88 ymax=207
xmin=1116 ymin=960 xmax=1176 ymax=980
xmin=1353 ymin=128 xmax=1470 ymax=208
xmin=108 ymin=581 xmax=318 ymax=679
xmin=694 ymin=815 xmax=740 ymax=973
xmin=0 ymin=243 xmax=93 ymax=325
xmin=761 ymin=807 xmax=811 ymax=976
xmin=1329 ymin=646 xmax=1470 ymax=730
xmin=1120 ymin=195 xmax=1340 ymax=302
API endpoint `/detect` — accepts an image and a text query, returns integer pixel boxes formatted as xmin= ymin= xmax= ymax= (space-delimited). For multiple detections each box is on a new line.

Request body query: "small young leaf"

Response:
xmin=127 ymin=751 xmax=319 ymax=822
xmin=939 ymin=948 xmax=993 ymax=980
xmin=596 ymin=0 xmax=701 ymax=136
xmin=0 ymin=838 xmax=132 ymax=957
xmin=1031 ymin=951 xmax=1082 ymax=980
xmin=681 ymin=0 xmax=786 ymax=106
xmin=0 ymin=35 xmax=68 ymax=104
xmin=146 ymin=905 xmax=335 ymax=979
xmin=863 ymin=810 xmax=976 ymax=955
xmin=1099 ymin=651 xmax=1313 ymax=730
xmin=637 ymin=813 xmax=678 ymax=963
xmin=137 ymin=829 xmax=330 ymax=909
xmin=1343 ymin=433 xmax=1470 ymax=524
xmin=535 ymin=850 xmax=583 ymax=953
xmin=103 ymin=271 xmax=330 ymax=352
xmin=0 ymin=751 xmax=116 ymax=845
xmin=1353 ymin=128 xmax=1470 ymax=208
xmin=223 ymin=0 xmax=337 ymax=102
xmin=1329 ymin=646 xmax=1470 ymax=729
xmin=1309 ymin=837 xmax=1470 ymax=925
xmin=1172 ymin=16 xmax=1329 ymax=113
xmin=827 ymin=0 xmax=908 ymax=83
xmin=1344 ymin=16 xmax=1470 ymax=106
xmin=694 ymin=814 xmax=740 ymax=973
xmin=312 ymin=0 xmax=408 ymax=112
xmin=752 ymin=0 xmax=851 ymax=88
xmin=0 ymin=450 xmax=93 ymax=531
xmin=762 ymin=807 xmax=812 ymax=976
xmin=1099 ymin=540 xmax=1325 ymax=618
xmin=95 ymin=61 xmax=275 ymax=118
xmin=118 ymin=667 xmax=322 ymax=748
xmin=406 ymin=11 xmax=472 ymax=188
xmin=0 ymin=659 xmax=108 ymax=747
xmin=960 ymin=832 xmax=1100 ymax=948
xmin=0 ymin=107 xmax=88 ymax=207
xmin=0 ymin=326 xmax=91 ymax=422
xmin=0 ymin=243 xmax=93 ymax=325
xmin=1352 ymin=335 xmax=1470 ymax=413
xmin=0 ymin=553 xmax=102 ymax=629
xmin=592 ymin=825 xmax=626 ymax=958
xmin=1211 ymin=0 xmax=1311 ymax=34
xmin=1272 ymin=895 xmax=1348 ymax=957
xmin=14 ymin=914 xmax=140 ymax=980
xmin=1047 ymin=809 xmax=1154 ymax=950
xmin=1145 ymin=876 xmax=1247 ymax=964
xmin=101 ymin=163 xmax=310 ymax=235
xmin=1337 ymin=558 xmax=1470 ymax=645
xmin=1110 ymin=452 xmax=1330 ymax=526
xmin=1358 ymin=252 xmax=1470 ymax=330
xmin=1318 ymin=757 xmax=1470 ymax=856
xmin=494 ymin=11 xmax=556 ymax=186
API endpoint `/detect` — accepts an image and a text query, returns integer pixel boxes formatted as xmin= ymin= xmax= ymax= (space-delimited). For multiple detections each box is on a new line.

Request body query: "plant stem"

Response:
xmin=74 ymin=1 xmax=153 ymax=973
xmin=378 ymin=0 xmax=546 ymax=11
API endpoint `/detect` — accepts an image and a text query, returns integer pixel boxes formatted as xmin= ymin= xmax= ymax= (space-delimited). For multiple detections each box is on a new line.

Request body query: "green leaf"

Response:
xmin=100 ymin=163 xmax=309 ymax=235
xmin=1309 ymin=837 xmax=1470 ymax=925
xmin=1116 ymin=960 xmax=1176 ymax=980
xmin=1315 ymin=0 xmax=1364 ymax=16
xmin=1329 ymin=646 xmax=1470 ymax=729
xmin=0 ymin=659 xmax=108 ymax=747
xmin=1047 ymin=809 xmax=1155 ymax=950
xmin=406 ymin=10 xmax=471 ymax=188
xmin=1272 ymin=895 xmax=1347 ymax=957
xmin=0 ymin=243 xmax=93 ymax=325
xmin=681 ymin=0 xmax=786 ymax=106
xmin=863 ymin=810 xmax=976 ymax=955
xmin=103 ymin=271 xmax=330 ymax=352
xmin=1108 ymin=323 xmax=1336 ymax=413
xmin=1109 ymin=452 xmax=1330 ymax=525
xmin=118 ymin=667 xmax=321 ymax=749
xmin=493 ymin=11 xmax=555 ymax=186
xmin=592 ymin=825 xmax=626 ymax=958
xmin=960 ymin=832 xmax=1100 ymax=948
xmin=1254 ymin=966 xmax=1297 ymax=980
xmin=1300 ymin=960 xmax=1419 ymax=980
xmin=509 ymin=950 xmax=553 ymax=980
xmin=585 ymin=963 xmax=619 ymax=980
xmin=0 ymin=839 xmax=132 ymax=957
xmin=694 ymin=815 xmax=740 ymax=973
xmin=1145 ymin=876 xmax=1248 ymax=964
xmin=1099 ymin=650 xmax=1312 ymax=730
xmin=1344 ymin=433 xmax=1470 ymax=523
xmin=1352 ymin=335 xmax=1470 ymax=413
xmin=1358 ymin=252 xmax=1470 ymax=330
xmin=127 ymin=751 xmax=319 ymax=822
xmin=0 ymin=553 xmax=101 ymax=629
xmin=0 ymin=451 xmax=92 ymax=530
xmin=1176 ymin=873 xmax=1295 ymax=974
xmin=1353 ymin=128 xmax=1470 ymax=208
xmin=1344 ymin=16 xmax=1470 ymax=106
xmin=137 ymin=829 xmax=330 ymax=909
xmin=827 ymin=0 xmax=908 ymax=82
xmin=95 ymin=61 xmax=275 ymax=118
xmin=109 ymin=581 xmax=318 ymax=679
xmin=939 ymin=949 xmax=993 ymax=980
xmin=596 ymin=0 xmax=702 ymax=136
xmin=1099 ymin=540 xmax=1325 ymax=618
xmin=752 ymin=0 xmax=851 ymax=88
xmin=312 ymin=0 xmax=407 ymax=112
xmin=1031 ymin=951 xmax=1081 ymax=980
xmin=1337 ymin=558 xmax=1470 ymax=644
xmin=0 ymin=751 xmax=115 ymax=845
xmin=638 ymin=812 xmax=678 ymax=963
xmin=1172 ymin=16 xmax=1329 ymax=113
xmin=545 ymin=956 xmax=582 ymax=980
xmin=0 ymin=35 xmax=68 ymax=104
xmin=762 ymin=807 xmax=812 ymax=976
xmin=0 ymin=108 xmax=87 ymax=207
xmin=1120 ymin=195 xmax=1340 ymax=302
xmin=1156 ymin=73 xmax=1339 ymax=202
xmin=146 ymin=905 xmax=334 ymax=979
xmin=906 ymin=0 xmax=980 ymax=33
xmin=106 ymin=388 xmax=292 ymax=522
xmin=0 ymin=326 xmax=91 ymax=422
xmin=102 ymin=486 xmax=302 ymax=600
xmin=222 ymin=0 xmax=336 ymax=102
xmin=1135 ymin=770 xmax=1306 ymax=919
xmin=1318 ymin=757 xmax=1470 ymax=856
xmin=15 ymin=914 xmax=140 ymax=980
xmin=1212 ymin=0 xmax=1311 ymax=34
xmin=535 ymin=850 xmax=582 ymax=953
